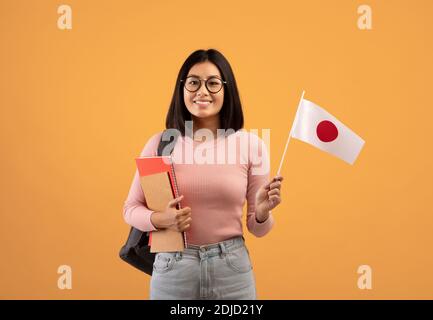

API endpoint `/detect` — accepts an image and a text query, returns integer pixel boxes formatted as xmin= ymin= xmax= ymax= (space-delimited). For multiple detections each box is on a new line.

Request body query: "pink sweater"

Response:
xmin=123 ymin=129 xmax=274 ymax=246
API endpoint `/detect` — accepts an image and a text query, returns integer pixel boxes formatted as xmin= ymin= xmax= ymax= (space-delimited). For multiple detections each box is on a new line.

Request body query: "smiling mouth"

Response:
xmin=194 ymin=100 xmax=212 ymax=106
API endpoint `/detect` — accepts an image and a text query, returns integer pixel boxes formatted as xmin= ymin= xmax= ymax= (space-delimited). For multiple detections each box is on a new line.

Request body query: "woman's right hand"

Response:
xmin=150 ymin=195 xmax=192 ymax=232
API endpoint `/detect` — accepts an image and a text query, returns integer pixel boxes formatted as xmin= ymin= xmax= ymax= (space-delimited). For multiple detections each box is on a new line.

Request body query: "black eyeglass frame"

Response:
xmin=180 ymin=76 xmax=227 ymax=93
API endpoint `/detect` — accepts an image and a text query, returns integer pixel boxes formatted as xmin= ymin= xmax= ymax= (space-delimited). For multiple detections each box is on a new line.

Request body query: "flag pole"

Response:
xmin=277 ymin=90 xmax=305 ymax=176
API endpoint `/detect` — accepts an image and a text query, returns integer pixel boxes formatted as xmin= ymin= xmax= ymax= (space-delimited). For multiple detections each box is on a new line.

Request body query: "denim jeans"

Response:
xmin=149 ymin=236 xmax=256 ymax=300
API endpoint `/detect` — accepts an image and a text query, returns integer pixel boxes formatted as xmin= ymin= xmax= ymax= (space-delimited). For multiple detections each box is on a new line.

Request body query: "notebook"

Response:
xmin=135 ymin=156 xmax=186 ymax=252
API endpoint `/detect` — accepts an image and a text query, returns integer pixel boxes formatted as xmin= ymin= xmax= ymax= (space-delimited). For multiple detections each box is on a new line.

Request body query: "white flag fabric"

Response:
xmin=291 ymin=98 xmax=365 ymax=165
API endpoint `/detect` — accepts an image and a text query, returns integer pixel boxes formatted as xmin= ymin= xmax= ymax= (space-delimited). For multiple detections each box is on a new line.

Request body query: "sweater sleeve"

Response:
xmin=246 ymin=133 xmax=275 ymax=237
xmin=122 ymin=131 xmax=163 ymax=232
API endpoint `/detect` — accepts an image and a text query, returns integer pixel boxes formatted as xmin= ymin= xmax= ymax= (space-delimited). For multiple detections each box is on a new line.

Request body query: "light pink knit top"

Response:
xmin=123 ymin=129 xmax=274 ymax=245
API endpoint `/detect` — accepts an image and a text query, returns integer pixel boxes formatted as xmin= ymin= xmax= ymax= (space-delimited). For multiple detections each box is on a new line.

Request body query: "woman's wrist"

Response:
xmin=255 ymin=210 xmax=270 ymax=223
xmin=150 ymin=211 xmax=166 ymax=229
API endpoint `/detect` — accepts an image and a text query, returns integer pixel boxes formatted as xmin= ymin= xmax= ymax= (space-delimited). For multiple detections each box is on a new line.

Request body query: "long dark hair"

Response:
xmin=165 ymin=49 xmax=244 ymax=135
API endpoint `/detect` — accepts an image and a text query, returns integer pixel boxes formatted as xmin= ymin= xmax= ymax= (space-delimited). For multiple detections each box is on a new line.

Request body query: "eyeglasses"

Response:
xmin=181 ymin=76 xmax=226 ymax=94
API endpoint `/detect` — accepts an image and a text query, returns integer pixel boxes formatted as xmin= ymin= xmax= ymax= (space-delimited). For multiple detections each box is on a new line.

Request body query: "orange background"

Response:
xmin=1 ymin=0 xmax=432 ymax=299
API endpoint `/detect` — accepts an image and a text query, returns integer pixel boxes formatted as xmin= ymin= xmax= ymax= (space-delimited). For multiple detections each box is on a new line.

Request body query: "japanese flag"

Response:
xmin=291 ymin=98 xmax=365 ymax=165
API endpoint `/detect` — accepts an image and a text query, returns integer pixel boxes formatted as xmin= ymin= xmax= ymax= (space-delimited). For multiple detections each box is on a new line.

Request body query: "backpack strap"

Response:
xmin=157 ymin=129 xmax=180 ymax=156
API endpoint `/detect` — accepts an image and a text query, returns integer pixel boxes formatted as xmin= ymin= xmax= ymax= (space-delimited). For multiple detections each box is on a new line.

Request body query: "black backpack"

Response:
xmin=119 ymin=130 xmax=180 ymax=275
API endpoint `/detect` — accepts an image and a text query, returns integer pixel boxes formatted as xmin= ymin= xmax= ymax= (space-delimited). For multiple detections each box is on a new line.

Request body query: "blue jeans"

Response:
xmin=150 ymin=236 xmax=256 ymax=300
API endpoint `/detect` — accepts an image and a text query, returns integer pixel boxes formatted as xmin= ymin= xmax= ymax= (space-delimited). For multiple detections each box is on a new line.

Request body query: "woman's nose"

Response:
xmin=196 ymin=82 xmax=210 ymax=96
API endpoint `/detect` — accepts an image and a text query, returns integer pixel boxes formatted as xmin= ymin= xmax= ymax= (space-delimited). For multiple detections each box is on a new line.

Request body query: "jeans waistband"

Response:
xmin=182 ymin=236 xmax=245 ymax=259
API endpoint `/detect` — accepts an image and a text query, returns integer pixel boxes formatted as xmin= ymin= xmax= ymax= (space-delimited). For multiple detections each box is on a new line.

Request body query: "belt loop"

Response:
xmin=219 ymin=241 xmax=227 ymax=259
xmin=175 ymin=251 xmax=182 ymax=260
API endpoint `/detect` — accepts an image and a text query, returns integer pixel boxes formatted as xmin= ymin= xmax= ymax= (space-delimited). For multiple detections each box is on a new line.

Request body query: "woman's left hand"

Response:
xmin=255 ymin=175 xmax=284 ymax=221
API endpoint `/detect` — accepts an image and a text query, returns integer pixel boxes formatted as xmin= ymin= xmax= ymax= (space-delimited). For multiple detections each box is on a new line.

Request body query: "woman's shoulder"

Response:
xmin=148 ymin=130 xmax=165 ymax=144
xmin=139 ymin=130 xmax=165 ymax=157
xmin=235 ymin=129 xmax=267 ymax=146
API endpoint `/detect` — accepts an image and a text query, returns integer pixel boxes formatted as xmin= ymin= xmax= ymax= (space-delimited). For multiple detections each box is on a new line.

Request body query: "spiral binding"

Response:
xmin=169 ymin=155 xmax=187 ymax=248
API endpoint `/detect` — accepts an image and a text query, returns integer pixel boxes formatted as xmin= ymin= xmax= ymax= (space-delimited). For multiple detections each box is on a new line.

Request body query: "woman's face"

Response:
xmin=183 ymin=61 xmax=224 ymax=122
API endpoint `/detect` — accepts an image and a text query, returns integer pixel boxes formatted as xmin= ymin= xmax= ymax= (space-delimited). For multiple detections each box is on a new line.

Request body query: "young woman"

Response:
xmin=123 ymin=49 xmax=284 ymax=300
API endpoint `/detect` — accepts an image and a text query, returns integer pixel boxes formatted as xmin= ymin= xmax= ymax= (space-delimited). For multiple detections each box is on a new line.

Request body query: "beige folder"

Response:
xmin=139 ymin=171 xmax=185 ymax=253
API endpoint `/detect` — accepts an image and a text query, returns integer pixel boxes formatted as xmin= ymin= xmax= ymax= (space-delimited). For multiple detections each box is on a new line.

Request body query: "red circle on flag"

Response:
xmin=316 ymin=120 xmax=338 ymax=142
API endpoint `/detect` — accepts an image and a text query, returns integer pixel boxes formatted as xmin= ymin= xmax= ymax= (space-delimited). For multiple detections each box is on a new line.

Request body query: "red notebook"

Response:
xmin=135 ymin=156 xmax=186 ymax=252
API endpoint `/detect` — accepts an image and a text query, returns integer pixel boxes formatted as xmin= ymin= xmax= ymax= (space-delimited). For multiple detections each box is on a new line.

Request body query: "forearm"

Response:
xmin=150 ymin=211 xmax=174 ymax=229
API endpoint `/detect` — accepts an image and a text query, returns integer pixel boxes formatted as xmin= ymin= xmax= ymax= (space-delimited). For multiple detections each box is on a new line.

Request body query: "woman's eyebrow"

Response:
xmin=187 ymin=74 xmax=220 ymax=78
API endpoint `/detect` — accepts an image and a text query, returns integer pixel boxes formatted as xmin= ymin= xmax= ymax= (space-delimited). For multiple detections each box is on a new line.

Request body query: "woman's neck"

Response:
xmin=191 ymin=115 xmax=221 ymax=140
